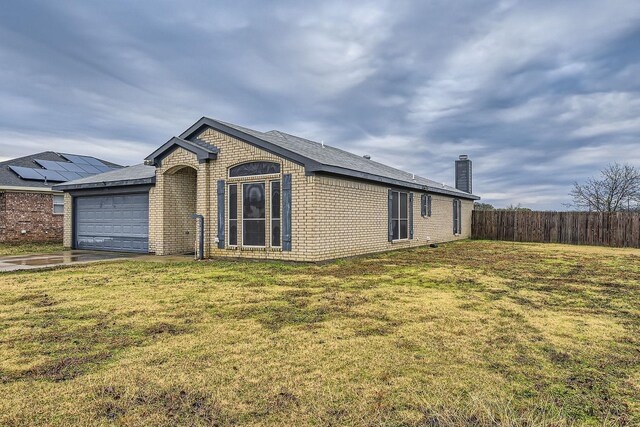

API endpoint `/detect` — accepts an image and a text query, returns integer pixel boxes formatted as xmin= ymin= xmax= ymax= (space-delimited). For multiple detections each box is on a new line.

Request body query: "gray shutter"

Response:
xmin=458 ymin=200 xmax=462 ymax=234
xmin=453 ymin=199 xmax=457 ymax=234
xmin=428 ymin=195 xmax=432 ymax=217
xmin=388 ymin=190 xmax=393 ymax=242
xmin=421 ymin=194 xmax=427 ymax=217
xmin=282 ymin=174 xmax=292 ymax=251
xmin=217 ymin=180 xmax=225 ymax=249
xmin=409 ymin=193 xmax=414 ymax=239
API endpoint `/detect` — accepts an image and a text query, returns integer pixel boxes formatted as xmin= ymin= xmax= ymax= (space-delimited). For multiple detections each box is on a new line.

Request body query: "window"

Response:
xmin=228 ymin=184 xmax=238 ymax=246
xmin=391 ymin=191 xmax=409 ymax=240
xmin=242 ymin=182 xmax=266 ymax=246
xmin=271 ymin=181 xmax=281 ymax=247
xmin=229 ymin=162 xmax=280 ymax=178
xmin=53 ymin=194 xmax=64 ymax=214
xmin=453 ymin=199 xmax=462 ymax=234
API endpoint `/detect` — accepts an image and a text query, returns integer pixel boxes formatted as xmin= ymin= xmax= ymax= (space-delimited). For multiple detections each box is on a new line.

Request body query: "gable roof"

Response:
xmin=176 ymin=117 xmax=479 ymax=200
xmin=145 ymin=137 xmax=218 ymax=166
xmin=0 ymin=151 xmax=122 ymax=191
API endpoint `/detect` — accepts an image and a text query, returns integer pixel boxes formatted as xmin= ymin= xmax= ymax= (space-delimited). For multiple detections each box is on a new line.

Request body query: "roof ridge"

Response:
xmin=0 ymin=151 xmax=57 ymax=166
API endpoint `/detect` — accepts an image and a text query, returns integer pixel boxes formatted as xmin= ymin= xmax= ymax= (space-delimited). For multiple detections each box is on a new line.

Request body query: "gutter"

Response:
xmin=53 ymin=177 xmax=156 ymax=191
xmin=0 ymin=185 xmax=61 ymax=193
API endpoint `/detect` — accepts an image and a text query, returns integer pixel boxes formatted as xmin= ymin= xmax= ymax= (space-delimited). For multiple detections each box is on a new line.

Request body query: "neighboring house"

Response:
xmin=0 ymin=152 xmax=121 ymax=243
xmin=55 ymin=117 xmax=480 ymax=261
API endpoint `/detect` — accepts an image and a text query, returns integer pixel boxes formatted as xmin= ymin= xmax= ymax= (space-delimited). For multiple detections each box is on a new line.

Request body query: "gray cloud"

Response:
xmin=0 ymin=0 xmax=639 ymax=209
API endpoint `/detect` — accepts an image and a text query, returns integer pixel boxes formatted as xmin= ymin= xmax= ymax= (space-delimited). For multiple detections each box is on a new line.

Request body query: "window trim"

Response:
xmin=228 ymin=161 xmax=281 ymax=179
xmin=270 ymin=180 xmax=281 ymax=248
xmin=52 ymin=194 xmax=64 ymax=215
xmin=390 ymin=190 xmax=410 ymax=241
xmin=228 ymin=183 xmax=238 ymax=247
xmin=241 ymin=181 xmax=267 ymax=248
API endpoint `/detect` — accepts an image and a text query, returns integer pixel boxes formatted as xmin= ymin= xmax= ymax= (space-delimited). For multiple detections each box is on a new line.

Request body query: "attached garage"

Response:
xmin=74 ymin=193 xmax=149 ymax=252
xmin=54 ymin=164 xmax=156 ymax=254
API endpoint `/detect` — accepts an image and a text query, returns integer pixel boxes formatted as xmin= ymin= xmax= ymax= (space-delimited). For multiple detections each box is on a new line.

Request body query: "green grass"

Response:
xmin=0 ymin=240 xmax=639 ymax=426
xmin=0 ymin=241 xmax=63 ymax=256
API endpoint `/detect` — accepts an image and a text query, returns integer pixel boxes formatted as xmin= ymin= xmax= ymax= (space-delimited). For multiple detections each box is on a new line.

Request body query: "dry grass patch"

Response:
xmin=0 ymin=241 xmax=639 ymax=426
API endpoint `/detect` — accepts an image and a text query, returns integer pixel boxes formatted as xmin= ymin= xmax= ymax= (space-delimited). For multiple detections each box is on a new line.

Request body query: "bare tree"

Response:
xmin=500 ymin=203 xmax=532 ymax=212
xmin=569 ymin=162 xmax=640 ymax=212
xmin=474 ymin=202 xmax=495 ymax=211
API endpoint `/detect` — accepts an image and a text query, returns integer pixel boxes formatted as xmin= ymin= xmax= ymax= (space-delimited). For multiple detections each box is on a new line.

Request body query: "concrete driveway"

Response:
xmin=0 ymin=250 xmax=140 ymax=272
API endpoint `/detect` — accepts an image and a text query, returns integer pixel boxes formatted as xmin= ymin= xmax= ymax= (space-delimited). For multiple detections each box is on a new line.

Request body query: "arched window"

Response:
xmin=229 ymin=161 xmax=280 ymax=178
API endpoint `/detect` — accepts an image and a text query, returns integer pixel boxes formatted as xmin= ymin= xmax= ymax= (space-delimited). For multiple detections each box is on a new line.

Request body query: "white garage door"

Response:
xmin=74 ymin=193 xmax=149 ymax=253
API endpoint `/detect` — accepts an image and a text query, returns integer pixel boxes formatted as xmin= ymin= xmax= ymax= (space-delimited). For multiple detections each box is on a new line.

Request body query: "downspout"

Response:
xmin=191 ymin=214 xmax=204 ymax=260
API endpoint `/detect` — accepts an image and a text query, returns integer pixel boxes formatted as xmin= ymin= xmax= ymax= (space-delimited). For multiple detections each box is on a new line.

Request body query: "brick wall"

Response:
xmin=162 ymin=166 xmax=198 ymax=254
xmin=63 ymin=193 xmax=72 ymax=248
xmin=149 ymin=148 xmax=206 ymax=255
xmin=148 ymin=129 xmax=309 ymax=259
xmin=0 ymin=191 xmax=63 ymax=243
xmin=307 ymin=176 xmax=473 ymax=260
xmin=147 ymin=128 xmax=474 ymax=261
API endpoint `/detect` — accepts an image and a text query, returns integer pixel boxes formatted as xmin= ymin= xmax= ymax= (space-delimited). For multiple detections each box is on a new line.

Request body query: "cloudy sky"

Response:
xmin=1 ymin=1 xmax=639 ymax=209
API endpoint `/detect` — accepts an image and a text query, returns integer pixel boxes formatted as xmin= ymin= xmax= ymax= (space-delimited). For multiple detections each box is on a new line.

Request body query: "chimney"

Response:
xmin=363 ymin=155 xmax=371 ymax=160
xmin=455 ymin=155 xmax=472 ymax=193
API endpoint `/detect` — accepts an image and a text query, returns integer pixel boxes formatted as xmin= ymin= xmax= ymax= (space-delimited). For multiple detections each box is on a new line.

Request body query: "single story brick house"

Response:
xmin=0 ymin=152 xmax=121 ymax=243
xmin=55 ymin=117 xmax=479 ymax=261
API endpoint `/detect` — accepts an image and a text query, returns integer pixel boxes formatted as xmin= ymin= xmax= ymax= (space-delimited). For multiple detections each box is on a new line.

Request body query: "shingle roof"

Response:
xmin=0 ymin=151 xmax=121 ymax=190
xmin=181 ymin=117 xmax=479 ymax=200
xmin=145 ymin=136 xmax=218 ymax=166
xmin=53 ymin=164 xmax=156 ymax=191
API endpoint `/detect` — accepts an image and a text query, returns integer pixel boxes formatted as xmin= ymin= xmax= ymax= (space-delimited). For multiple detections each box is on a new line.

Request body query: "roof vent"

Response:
xmin=363 ymin=155 xmax=371 ymax=160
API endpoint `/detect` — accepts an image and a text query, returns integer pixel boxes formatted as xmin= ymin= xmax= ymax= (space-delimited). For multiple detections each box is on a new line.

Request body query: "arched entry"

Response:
xmin=163 ymin=165 xmax=197 ymax=254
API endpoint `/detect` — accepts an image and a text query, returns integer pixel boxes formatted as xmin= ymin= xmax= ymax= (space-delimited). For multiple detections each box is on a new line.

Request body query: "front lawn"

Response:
xmin=0 ymin=241 xmax=638 ymax=426
xmin=0 ymin=241 xmax=63 ymax=257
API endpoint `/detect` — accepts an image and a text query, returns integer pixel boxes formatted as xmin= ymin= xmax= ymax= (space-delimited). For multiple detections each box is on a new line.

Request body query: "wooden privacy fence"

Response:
xmin=472 ymin=211 xmax=640 ymax=248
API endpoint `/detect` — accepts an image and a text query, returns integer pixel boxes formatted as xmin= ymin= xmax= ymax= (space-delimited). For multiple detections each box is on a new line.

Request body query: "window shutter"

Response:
xmin=421 ymin=194 xmax=426 ymax=217
xmin=217 ymin=180 xmax=225 ymax=249
xmin=388 ymin=190 xmax=393 ymax=242
xmin=427 ymin=195 xmax=432 ymax=217
xmin=453 ymin=199 xmax=457 ymax=234
xmin=409 ymin=193 xmax=414 ymax=239
xmin=458 ymin=200 xmax=462 ymax=234
xmin=282 ymin=174 xmax=292 ymax=251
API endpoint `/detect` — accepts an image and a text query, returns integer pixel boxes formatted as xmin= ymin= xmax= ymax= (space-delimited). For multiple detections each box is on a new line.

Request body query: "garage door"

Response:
xmin=74 ymin=193 xmax=149 ymax=253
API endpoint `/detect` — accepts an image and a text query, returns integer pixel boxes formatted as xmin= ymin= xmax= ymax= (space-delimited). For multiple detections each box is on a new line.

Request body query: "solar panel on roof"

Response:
xmin=9 ymin=166 xmax=46 ymax=180
xmin=84 ymin=157 xmax=106 ymax=167
xmin=58 ymin=162 xmax=85 ymax=172
xmin=58 ymin=171 xmax=82 ymax=181
xmin=38 ymin=170 xmax=67 ymax=182
xmin=60 ymin=154 xmax=90 ymax=164
xmin=11 ymin=154 xmax=117 ymax=184
xmin=34 ymin=159 xmax=67 ymax=171
xmin=76 ymin=164 xmax=101 ymax=173
xmin=54 ymin=162 xmax=75 ymax=172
